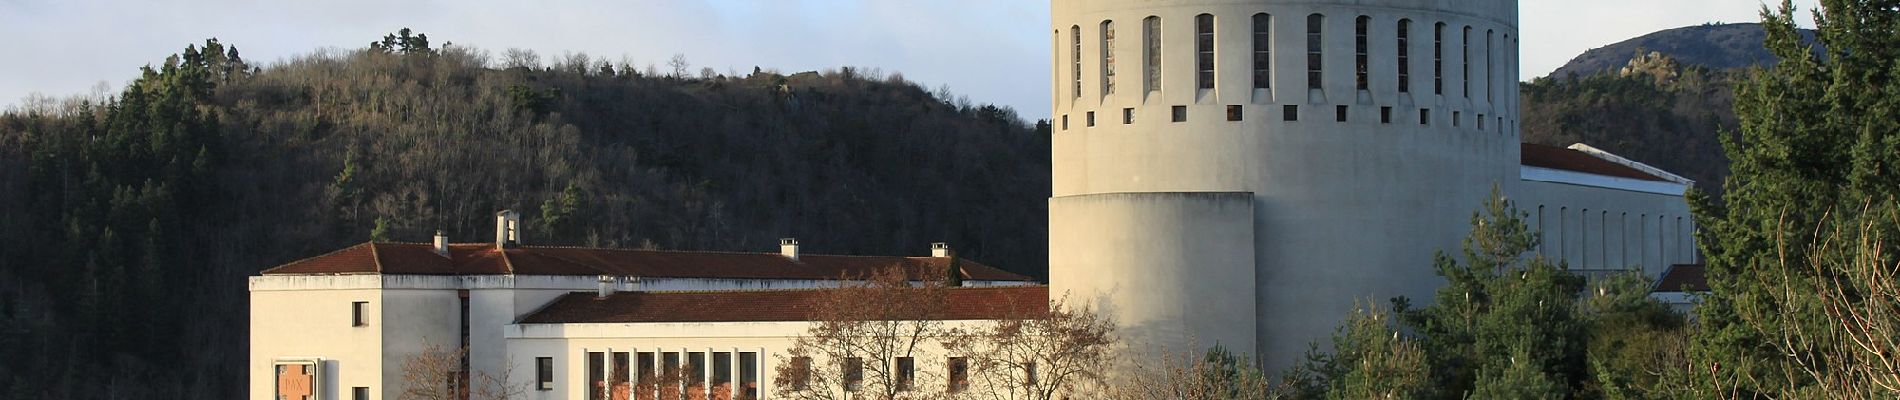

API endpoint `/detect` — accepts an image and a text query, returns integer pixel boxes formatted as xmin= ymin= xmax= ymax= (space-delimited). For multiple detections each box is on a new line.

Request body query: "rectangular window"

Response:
xmin=739 ymin=352 xmax=758 ymax=400
xmin=1283 ymin=105 xmax=1299 ymax=121
xmin=1420 ymin=108 xmax=1432 ymax=125
xmin=1252 ymin=14 xmax=1271 ymax=89
xmin=688 ymin=352 xmax=707 ymax=387
xmin=1086 ymin=111 xmax=1096 ymax=127
xmin=948 ymin=357 xmax=970 ymax=393
xmin=613 ymin=352 xmax=632 ymax=394
xmin=1123 ymin=108 xmax=1135 ymax=124
xmin=1381 ymin=106 xmax=1393 ymax=124
xmin=788 ymin=357 xmax=812 ymax=391
xmin=1486 ymin=30 xmax=1495 ymax=103
xmin=587 ymin=352 xmax=605 ymax=400
xmin=1434 ymin=23 xmax=1445 ymax=95
xmin=352 ymin=301 xmax=367 ymax=327
xmin=843 ymin=357 xmax=864 ymax=392
xmin=1060 ymin=115 xmax=1069 ymax=130
xmin=1227 ymin=105 xmax=1243 ymax=121
xmin=1072 ymin=26 xmax=1082 ymax=99
xmin=1103 ymin=21 xmax=1117 ymax=95
xmin=1172 ymin=105 xmax=1188 ymax=122
xmin=1355 ymin=16 xmax=1370 ymax=90
xmin=1026 ymin=362 xmax=1039 ymax=387
xmin=1196 ymin=14 xmax=1215 ymax=89
xmin=1146 ymin=17 xmax=1163 ymax=92
xmin=536 ymin=357 xmax=554 ymax=391
xmin=1336 ymin=105 xmax=1349 ymax=122
xmin=1453 ymin=111 xmax=1462 ymax=127
xmin=662 ymin=352 xmax=680 ymax=380
xmin=353 ymin=387 xmax=369 ymax=400
xmin=1463 ymin=26 xmax=1471 ymax=98
xmin=1397 ymin=20 xmax=1411 ymax=93
xmin=713 ymin=352 xmax=732 ymax=387
xmin=634 ymin=352 xmax=653 ymax=388
xmin=1307 ymin=14 xmax=1325 ymax=89
xmin=896 ymin=357 xmax=916 ymax=391
xmin=1479 ymin=114 xmax=1486 ymax=130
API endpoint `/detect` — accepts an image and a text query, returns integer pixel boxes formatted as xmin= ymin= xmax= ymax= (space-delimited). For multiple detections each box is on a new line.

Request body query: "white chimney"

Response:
xmin=433 ymin=230 xmax=449 ymax=256
xmin=494 ymin=209 xmax=522 ymax=248
xmin=932 ymin=242 xmax=952 ymax=258
xmin=596 ymin=275 xmax=616 ymax=298
xmin=621 ymin=276 xmax=643 ymax=293
xmin=780 ymin=238 xmax=800 ymax=261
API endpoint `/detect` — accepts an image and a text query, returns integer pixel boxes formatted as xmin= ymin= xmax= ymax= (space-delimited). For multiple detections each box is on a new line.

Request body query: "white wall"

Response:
xmin=1516 ymin=178 xmax=1696 ymax=278
xmin=249 ymin=277 xmax=384 ymax=400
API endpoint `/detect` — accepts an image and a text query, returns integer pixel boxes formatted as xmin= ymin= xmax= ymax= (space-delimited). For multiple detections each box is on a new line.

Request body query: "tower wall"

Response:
xmin=1048 ymin=0 xmax=1522 ymax=369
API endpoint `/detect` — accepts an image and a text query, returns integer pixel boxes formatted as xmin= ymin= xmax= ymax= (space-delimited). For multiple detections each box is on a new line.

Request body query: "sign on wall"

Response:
xmin=274 ymin=358 xmax=324 ymax=400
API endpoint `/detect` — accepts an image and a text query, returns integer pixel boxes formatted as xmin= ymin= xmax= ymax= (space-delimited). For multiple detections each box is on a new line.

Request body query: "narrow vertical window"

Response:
xmin=948 ymin=357 xmax=970 ymax=393
xmin=1463 ymin=26 xmax=1472 ymax=98
xmin=1307 ymin=14 xmax=1325 ymax=89
xmin=1145 ymin=17 xmax=1162 ymax=92
xmin=1487 ymin=29 xmax=1495 ymax=103
xmin=351 ymin=301 xmax=367 ymax=327
xmin=688 ymin=352 xmax=707 ymax=390
xmin=1102 ymin=21 xmax=1117 ymax=96
xmin=1196 ymin=14 xmax=1215 ymax=89
xmin=1072 ymin=26 xmax=1082 ymax=99
xmin=587 ymin=352 xmax=605 ymax=400
xmin=613 ymin=352 xmax=632 ymax=397
xmin=1337 ymin=105 xmax=1349 ymax=122
xmin=713 ymin=352 xmax=732 ymax=392
xmin=1397 ymin=19 xmax=1411 ymax=93
xmin=1252 ymin=13 xmax=1271 ymax=89
xmin=536 ymin=357 xmax=554 ymax=390
xmin=1025 ymin=362 xmax=1039 ymax=386
xmin=843 ymin=357 xmax=864 ymax=392
xmin=788 ymin=357 xmax=812 ymax=391
xmin=1355 ymin=16 xmax=1370 ymax=90
xmin=739 ymin=352 xmax=759 ymax=399
xmin=897 ymin=357 xmax=916 ymax=391
xmin=1433 ymin=23 xmax=1445 ymax=95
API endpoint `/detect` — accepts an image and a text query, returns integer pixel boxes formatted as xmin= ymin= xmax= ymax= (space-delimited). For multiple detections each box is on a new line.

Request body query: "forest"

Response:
xmin=0 ymin=30 xmax=1049 ymax=399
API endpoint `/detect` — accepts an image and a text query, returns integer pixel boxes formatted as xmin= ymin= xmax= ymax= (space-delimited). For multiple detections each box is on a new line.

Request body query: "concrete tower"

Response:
xmin=1048 ymin=0 xmax=1521 ymax=367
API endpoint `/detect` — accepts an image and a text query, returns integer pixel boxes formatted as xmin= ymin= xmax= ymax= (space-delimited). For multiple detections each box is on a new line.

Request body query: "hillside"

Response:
xmin=1521 ymin=61 xmax=1738 ymax=195
xmin=0 ymin=34 xmax=1049 ymax=399
xmin=1549 ymin=23 xmax=1814 ymax=78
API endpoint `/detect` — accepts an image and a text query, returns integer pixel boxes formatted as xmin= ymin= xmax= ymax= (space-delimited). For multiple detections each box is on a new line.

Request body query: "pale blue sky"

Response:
xmin=1 ymin=0 xmax=1819 ymax=119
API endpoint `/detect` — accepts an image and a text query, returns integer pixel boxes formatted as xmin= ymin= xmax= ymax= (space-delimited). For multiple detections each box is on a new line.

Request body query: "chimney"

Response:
xmin=433 ymin=230 xmax=449 ymax=256
xmin=931 ymin=242 xmax=952 ymax=258
xmin=596 ymin=275 xmax=616 ymax=298
xmin=780 ymin=238 xmax=800 ymax=261
xmin=494 ymin=209 xmax=522 ymax=249
xmin=621 ymin=276 xmax=643 ymax=293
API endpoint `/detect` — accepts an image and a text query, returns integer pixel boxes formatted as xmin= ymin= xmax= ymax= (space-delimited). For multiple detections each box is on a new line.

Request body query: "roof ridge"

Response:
xmin=260 ymin=242 xmax=375 ymax=274
xmin=593 ymin=285 xmax=1048 ymax=296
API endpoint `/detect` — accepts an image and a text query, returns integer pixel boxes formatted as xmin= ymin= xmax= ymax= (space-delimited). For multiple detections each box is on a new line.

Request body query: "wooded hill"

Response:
xmin=0 ymin=32 xmax=1049 ymax=399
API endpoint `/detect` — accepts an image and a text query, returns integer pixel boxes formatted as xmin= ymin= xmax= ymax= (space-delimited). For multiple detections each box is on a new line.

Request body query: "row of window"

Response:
xmin=1534 ymin=207 xmax=1698 ymax=269
xmin=1064 ymin=13 xmax=1510 ymax=102
xmin=572 ymin=351 xmax=760 ymax=400
xmin=1058 ymin=104 xmax=1514 ymax=131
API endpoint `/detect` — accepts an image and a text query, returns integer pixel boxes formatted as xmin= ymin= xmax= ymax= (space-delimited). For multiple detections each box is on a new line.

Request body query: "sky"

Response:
xmin=0 ymin=0 xmax=1821 ymax=120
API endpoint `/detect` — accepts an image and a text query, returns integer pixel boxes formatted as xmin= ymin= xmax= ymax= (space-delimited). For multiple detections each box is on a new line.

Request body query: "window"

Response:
xmin=1434 ymin=23 xmax=1445 ymax=95
xmin=1486 ymin=29 xmax=1495 ymax=103
xmin=1252 ymin=13 xmax=1271 ymax=89
xmin=1397 ymin=19 xmax=1411 ymax=93
xmin=1025 ymin=362 xmax=1039 ymax=387
xmin=1336 ymin=105 xmax=1349 ymax=122
xmin=688 ymin=352 xmax=707 ymax=387
xmin=633 ymin=352 xmax=652 ymax=389
xmin=587 ymin=352 xmax=605 ymax=400
xmin=1463 ymin=26 xmax=1472 ymax=98
xmin=1072 ymin=25 xmax=1082 ymax=99
xmin=353 ymin=387 xmax=369 ymax=400
xmin=614 ymin=352 xmax=633 ymax=395
xmin=1103 ymin=20 xmax=1117 ymax=96
xmin=1086 ymin=111 xmax=1096 ymax=127
xmin=1453 ymin=111 xmax=1461 ymax=127
xmin=788 ymin=357 xmax=812 ymax=391
xmin=1381 ymin=106 xmax=1393 ymax=124
xmin=740 ymin=352 xmax=759 ymax=399
xmin=897 ymin=357 xmax=916 ymax=391
xmin=536 ymin=357 xmax=554 ymax=391
xmin=352 ymin=301 xmax=367 ymax=327
xmin=1420 ymin=108 xmax=1431 ymax=125
xmin=1307 ymin=14 xmax=1324 ymax=89
xmin=1227 ymin=105 xmax=1243 ymax=121
xmin=1196 ymin=14 xmax=1215 ymax=89
xmin=1355 ymin=16 xmax=1370 ymax=90
xmin=713 ymin=352 xmax=732 ymax=387
xmin=1123 ymin=108 xmax=1135 ymax=124
xmin=1283 ymin=105 xmax=1299 ymax=121
xmin=843 ymin=357 xmax=864 ymax=392
xmin=1172 ymin=105 xmax=1188 ymax=122
xmin=1479 ymin=114 xmax=1486 ymax=130
xmin=948 ymin=357 xmax=970 ymax=393
xmin=1145 ymin=16 xmax=1162 ymax=92
xmin=1060 ymin=114 xmax=1068 ymax=130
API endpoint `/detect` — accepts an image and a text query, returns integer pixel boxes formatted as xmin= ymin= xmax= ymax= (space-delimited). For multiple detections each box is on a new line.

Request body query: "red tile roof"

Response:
xmin=518 ymin=285 xmax=1050 ymax=324
xmin=260 ymin=243 xmax=1033 ymax=281
xmin=1654 ymin=264 xmax=1708 ymax=293
xmin=1521 ymin=143 xmax=1669 ymax=182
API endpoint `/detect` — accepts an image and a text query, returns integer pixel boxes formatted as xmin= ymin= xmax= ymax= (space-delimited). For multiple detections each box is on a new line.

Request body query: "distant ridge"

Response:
xmin=1548 ymin=23 xmax=1817 ymax=78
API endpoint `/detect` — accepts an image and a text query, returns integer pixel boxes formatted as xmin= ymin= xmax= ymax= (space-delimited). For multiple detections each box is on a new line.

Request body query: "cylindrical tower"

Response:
xmin=1047 ymin=0 xmax=1521 ymax=368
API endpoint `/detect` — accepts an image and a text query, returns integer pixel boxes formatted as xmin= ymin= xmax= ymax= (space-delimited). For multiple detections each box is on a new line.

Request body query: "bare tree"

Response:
xmin=400 ymin=344 xmax=467 ymax=400
xmin=1106 ymin=346 xmax=1281 ymax=400
xmin=668 ymin=54 xmax=691 ymax=78
xmin=774 ymin=267 xmax=949 ymax=400
xmin=473 ymin=358 xmax=530 ymax=400
xmin=942 ymin=295 xmax=1115 ymax=400
xmin=1747 ymin=208 xmax=1900 ymax=398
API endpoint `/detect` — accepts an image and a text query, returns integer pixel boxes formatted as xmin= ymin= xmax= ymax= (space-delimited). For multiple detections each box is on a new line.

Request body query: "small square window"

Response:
xmin=1453 ymin=111 xmax=1461 ymax=127
xmin=353 ymin=387 xmax=369 ymax=400
xmin=1086 ymin=111 xmax=1096 ymax=127
xmin=352 ymin=301 xmax=367 ymax=327
xmin=1336 ymin=105 xmax=1349 ymax=122
xmin=1420 ymin=109 xmax=1432 ymax=125
xmin=1380 ymin=107 xmax=1393 ymax=124
xmin=1123 ymin=108 xmax=1135 ymax=124
xmin=1227 ymin=105 xmax=1243 ymax=121
xmin=1171 ymin=106 xmax=1188 ymax=122
xmin=535 ymin=357 xmax=554 ymax=390
xmin=1283 ymin=105 xmax=1299 ymax=122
